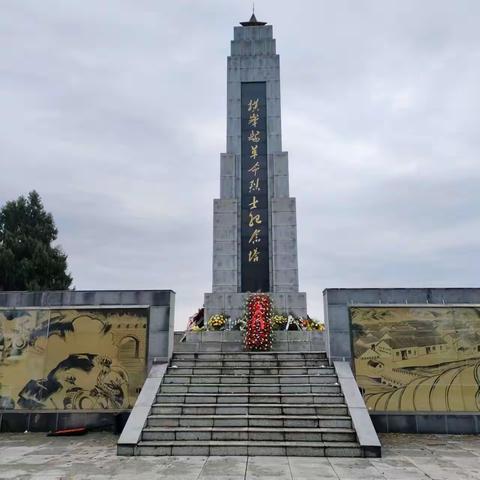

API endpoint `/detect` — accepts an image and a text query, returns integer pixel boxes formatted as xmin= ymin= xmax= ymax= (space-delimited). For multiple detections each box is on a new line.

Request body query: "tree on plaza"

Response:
xmin=0 ymin=191 xmax=72 ymax=291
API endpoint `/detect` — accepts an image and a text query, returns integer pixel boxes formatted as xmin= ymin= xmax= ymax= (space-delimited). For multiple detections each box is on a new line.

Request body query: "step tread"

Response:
xmin=149 ymin=412 xmax=350 ymax=420
xmin=169 ymin=366 xmax=332 ymax=369
xmin=172 ymin=351 xmax=327 ymax=355
xmin=170 ymin=364 xmax=330 ymax=367
xmin=138 ymin=440 xmax=360 ymax=447
xmin=148 ymin=414 xmax=351 ymax=420
xmin=165 ymin=374 xmax=337 ymax=377
xmin=143 ymin=427 xmax=355 ymax=433
xmin=152 ymin=403 xmax=348 ymax=407
xmin=171 ymin=359 xmax=328 ymax=362
xmin=167 ymin=371 xmax=334 ymax=375
xmin=167 ymin=370 xmax=335 ymax=374
xmin=156 ymin=392 xmax=343 ymax=397
xmin=161 ymin=383 xmax=338 ymax=387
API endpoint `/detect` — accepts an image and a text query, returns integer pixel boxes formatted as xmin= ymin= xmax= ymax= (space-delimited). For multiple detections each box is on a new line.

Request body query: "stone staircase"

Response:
xmin=133 ymin=350 xmax=367 ymax=456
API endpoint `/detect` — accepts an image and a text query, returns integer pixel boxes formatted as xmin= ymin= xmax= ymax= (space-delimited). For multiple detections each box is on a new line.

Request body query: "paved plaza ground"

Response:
xmin=0 ymin=432 xmax=479 ymax=479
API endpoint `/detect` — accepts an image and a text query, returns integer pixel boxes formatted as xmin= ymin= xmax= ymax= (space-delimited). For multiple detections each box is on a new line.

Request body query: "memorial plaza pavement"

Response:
xmin=0 ymin=432 xmax=479 ymax=479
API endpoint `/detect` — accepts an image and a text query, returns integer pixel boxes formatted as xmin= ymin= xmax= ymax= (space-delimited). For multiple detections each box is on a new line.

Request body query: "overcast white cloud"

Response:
xmin=1 ymin=1 xmax=479 ymax=329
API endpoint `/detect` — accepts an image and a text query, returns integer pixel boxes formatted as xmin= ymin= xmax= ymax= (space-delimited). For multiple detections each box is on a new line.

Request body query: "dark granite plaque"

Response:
xmin=241 ymin=82 xmax=270 ymax=292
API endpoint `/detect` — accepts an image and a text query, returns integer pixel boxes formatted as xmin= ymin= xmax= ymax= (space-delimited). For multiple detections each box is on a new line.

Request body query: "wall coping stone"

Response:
xmin=334 ymin=361 xmax=381 ymax=458
xmin=117 ymin=363 xmax=168 ymax=455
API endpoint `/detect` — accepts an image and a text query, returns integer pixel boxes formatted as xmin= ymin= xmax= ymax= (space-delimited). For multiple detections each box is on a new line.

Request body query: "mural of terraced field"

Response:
xmin=351 ymin=306 xmax=480 ymax=412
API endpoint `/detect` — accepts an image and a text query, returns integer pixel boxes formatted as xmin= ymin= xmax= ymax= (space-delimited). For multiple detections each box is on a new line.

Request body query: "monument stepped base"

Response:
xmin=204 ymin=292 xmax=307 ymax=325
xmin=174 ymin=330 xmax=324 ymax=352
xmin=118 ymin=332 xmax=381 ymax=457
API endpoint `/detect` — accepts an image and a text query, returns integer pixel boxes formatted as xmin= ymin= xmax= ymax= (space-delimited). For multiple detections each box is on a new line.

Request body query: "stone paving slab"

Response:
xmin=1 ymin=432 xmax=480 ymax=479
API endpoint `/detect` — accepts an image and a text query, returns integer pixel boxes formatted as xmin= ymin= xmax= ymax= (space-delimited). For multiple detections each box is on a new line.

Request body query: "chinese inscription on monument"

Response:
xmin=241 ymin=82 xmax=269 ymax=292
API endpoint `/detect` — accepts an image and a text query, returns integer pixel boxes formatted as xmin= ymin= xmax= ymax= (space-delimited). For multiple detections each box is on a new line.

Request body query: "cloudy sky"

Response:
xmin=1 ymin=1 xmax=479 ymax=329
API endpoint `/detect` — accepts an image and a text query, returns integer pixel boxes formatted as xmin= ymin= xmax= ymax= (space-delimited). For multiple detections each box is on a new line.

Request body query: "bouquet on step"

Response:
xmin=207 ymin=313 xmax=228 ymax=331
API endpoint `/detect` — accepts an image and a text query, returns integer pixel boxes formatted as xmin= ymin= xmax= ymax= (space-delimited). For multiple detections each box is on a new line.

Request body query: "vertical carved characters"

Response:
xmin=241 ymin=82 xmax=270 ymax=292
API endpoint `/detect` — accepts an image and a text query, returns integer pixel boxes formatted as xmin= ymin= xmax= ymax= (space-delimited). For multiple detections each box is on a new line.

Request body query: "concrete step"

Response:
xmin=134 ymin=440 xmax=363 ymax=457
xmin=173 ymin=342 xmax=325 ymax=353
xmin=155 ymin=393 xmax=345 ymax=404
xmin=151 ymin=403 xmax=349 ymax=416
xmin=180 ymin=332 xmax=324 ymax=343
xmin=182 ymin=330 xmax=325 ymax=342
xmin=163 ymin=374 xmax=338 ymax=384
xmin=146 ymin=414 xmax=352 ymax=429
xmin=159 ymin=384 xmax=341 ymax=394
xmin=141 ymin=427 xmax=356 ymax=443
xmin=167 ymin=366 xmax=335 ymax=375
xmin=172 ymin=352 xmax=327 ymax=360
xmin=170 ymin=359 xmax=330 ymax=368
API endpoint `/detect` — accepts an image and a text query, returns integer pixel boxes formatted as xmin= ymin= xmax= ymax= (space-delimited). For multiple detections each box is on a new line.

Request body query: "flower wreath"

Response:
xmin=243 ymin=293 xmax=273 ymax=351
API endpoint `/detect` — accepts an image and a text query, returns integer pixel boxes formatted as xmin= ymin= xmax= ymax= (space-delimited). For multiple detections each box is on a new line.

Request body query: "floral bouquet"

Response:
xmin=301 ymin=317 xmax=325 ymax=331
xmin=190 ymin=325 xmax=206 ymax=333
xmin=207 ymin=314 xmax=228 ymax=331
xmin=271 ymin=314 xmax=288 ymax=331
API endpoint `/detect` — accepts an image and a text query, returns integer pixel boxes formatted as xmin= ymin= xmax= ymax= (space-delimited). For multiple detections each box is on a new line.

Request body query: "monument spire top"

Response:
xmin=240 ymin=8 xmax=267 ymax=27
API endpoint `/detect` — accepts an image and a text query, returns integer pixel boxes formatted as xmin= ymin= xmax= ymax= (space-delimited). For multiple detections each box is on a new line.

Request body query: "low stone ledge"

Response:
xmin=371 ymin=412 xmax=480 ymax=434
xmin=334 ymin=361 xmax=381 ymax=458
xmin=117 ymin=363 xmax=168 ymax=456
xmin=0 ymin=411 xmax=130 ymax=433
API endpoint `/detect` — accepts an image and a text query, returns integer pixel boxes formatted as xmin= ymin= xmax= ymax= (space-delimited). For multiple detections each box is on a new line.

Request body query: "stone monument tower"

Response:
xmin=204 ymin=14 xmax=307 ymax=322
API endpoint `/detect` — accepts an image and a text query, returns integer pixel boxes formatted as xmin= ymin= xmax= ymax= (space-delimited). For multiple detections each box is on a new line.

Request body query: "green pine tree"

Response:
xmin=0 ymin=191 xmax=72 ymax=291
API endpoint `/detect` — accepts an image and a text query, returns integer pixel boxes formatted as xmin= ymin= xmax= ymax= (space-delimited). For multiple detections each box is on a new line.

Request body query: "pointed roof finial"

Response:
xmin=240 ymin=5 xmax=267 ymax=26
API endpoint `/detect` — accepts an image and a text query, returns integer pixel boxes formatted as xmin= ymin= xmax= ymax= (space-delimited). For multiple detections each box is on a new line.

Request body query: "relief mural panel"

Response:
xmin=0 ymin=308 xmax=148 ymax=410
xmin=351 ymin=306 xmax=480 ymax=412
